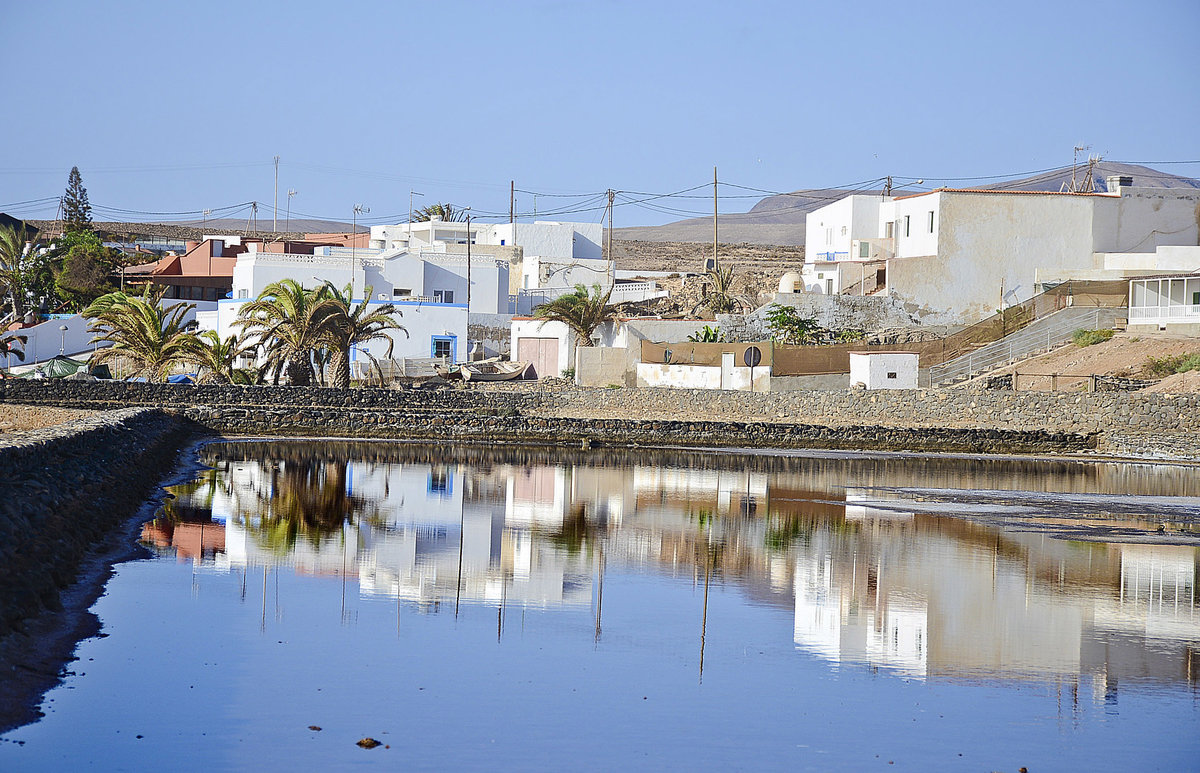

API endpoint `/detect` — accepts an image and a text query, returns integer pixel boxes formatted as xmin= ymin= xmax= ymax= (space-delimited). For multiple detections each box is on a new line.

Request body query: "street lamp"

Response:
xmin=286 ymin=189 xmax=298 ymax=234
xmin=352 ymin=204 xmax=369 ymax=300
xmin=58 ymin=325 xmax=68 ymax=356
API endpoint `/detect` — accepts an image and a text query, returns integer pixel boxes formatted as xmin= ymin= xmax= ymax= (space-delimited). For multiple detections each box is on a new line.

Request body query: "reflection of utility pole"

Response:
xmin=594 ymin=541 xmax=606 ymax=642
xmin=699 ymin=544 xmax=712 ymax=681
xmin=455 ymin=495 xmax=465 ymax=619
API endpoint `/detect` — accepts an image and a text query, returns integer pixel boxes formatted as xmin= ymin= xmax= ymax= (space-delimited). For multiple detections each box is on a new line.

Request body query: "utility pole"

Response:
xmin=606 ymin=189 xmax=615 ymax=284
xmin=884 ymin=175 xmax=893 ymax=197
xmin=285 ymin=190 xmax=297 ymax=234
xmin=408 ymin=190 xmax=423 ymax=242
xmin=510 ymin=180 xmax=515 ymax=224
xmin=273 ymin=155 xmax=280 ymax=232
xmin=712 ymin=166 xmax=718 ymax=271
xmin=465 ymin=209 xmax=472 ymax=314
xmin=352 ymin=204 xmax=369 ymax=299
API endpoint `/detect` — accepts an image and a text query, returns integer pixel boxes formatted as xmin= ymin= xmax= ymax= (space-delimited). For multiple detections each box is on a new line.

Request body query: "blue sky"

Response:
xmin=2 ymin=0 xmax=1198 ymax=228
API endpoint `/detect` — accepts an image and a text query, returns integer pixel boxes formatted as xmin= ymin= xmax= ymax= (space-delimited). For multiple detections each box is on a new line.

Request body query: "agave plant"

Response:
xmin=83 ymin=288 xmax=198 ymax=381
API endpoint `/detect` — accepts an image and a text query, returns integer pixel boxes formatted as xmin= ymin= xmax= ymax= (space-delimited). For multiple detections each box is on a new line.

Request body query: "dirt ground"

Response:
xmin=987 ymin=332 xmax=1200 ymax=392
xmin=0 ymin=404 xmax=96 ymax=434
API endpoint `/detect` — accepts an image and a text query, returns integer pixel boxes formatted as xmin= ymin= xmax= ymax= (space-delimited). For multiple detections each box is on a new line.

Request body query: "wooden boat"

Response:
xmin=461 ymin=360 xmax=531 ymax=382
xmin=435 ymin=363 xmax=463 ymax=380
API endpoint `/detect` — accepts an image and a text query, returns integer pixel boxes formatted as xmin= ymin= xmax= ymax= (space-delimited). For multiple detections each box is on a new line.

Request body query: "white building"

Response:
xmin=804 ymin=176 xmax=1200 ymax=323
xmin=1128 ymin=274 xmax=1200 ymax=334
xmin=849 ymin=351 xmax=918 ymax=390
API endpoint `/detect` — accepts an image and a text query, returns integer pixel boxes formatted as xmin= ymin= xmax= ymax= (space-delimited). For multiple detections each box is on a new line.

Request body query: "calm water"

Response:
xmin=3 ymin=442 xmax=1199 ymax=771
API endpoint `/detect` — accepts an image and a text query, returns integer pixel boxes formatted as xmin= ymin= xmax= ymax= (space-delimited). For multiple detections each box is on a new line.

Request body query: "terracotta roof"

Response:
xmin=894 ymin=188 xmax=1117 ymax=201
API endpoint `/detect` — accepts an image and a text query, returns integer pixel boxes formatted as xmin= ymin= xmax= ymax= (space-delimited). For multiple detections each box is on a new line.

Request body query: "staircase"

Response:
xmin=929 ymin=306 xmax=1124 ymax=386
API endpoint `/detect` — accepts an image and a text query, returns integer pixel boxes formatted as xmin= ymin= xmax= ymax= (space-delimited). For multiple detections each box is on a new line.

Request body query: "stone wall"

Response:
xmin=3 ymin=379 xmax=1198 ymax=437
xmin=0 ymin=408 xmax=197 ymax=637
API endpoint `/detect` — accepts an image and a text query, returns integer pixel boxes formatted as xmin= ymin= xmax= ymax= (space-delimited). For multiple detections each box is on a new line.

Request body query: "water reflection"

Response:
xmin=143 ymin=441 xmax=1200 ymax=691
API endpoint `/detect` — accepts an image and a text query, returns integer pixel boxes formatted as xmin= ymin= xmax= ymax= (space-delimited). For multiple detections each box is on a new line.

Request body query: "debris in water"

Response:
xmin=308 ymin=726 xmax=322 ymax=731
xmin=357 ymin=737 xmax=382 ymax=749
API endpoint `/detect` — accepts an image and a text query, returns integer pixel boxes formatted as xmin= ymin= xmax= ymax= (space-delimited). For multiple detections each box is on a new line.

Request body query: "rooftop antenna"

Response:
xmin=1068 ymin=145 xmax=1091 ymax=192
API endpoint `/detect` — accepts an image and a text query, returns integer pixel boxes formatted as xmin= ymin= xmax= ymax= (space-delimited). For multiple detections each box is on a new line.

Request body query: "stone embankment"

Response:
xmin=3 ymin=379 xmax=1199 ymax=457
xmin=0 ymin=408 xmax=196 ymax=638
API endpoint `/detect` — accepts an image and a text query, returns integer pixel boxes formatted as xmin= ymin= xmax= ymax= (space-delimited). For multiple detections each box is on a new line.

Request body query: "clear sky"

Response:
xmin=2 ymin=0 xmax=1198 ymax=229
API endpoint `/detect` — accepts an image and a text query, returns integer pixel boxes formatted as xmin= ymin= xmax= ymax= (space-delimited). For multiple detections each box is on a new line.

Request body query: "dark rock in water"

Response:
xmin=308 ymin=725 xmax=321 ymax=731
xmin=356 ymin=737 xmax=381 ymax=749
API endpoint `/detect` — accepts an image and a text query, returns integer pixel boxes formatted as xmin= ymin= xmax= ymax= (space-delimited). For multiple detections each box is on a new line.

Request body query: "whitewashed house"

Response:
xmin=804 ymin=176 xmax=1200 ymax=323
xmin=1128 ymin=275 xmax=1200 ymax=334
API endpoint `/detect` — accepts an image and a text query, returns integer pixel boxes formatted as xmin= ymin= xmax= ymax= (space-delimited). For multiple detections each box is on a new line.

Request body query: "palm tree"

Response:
xmin=533 ymin=283 xmax=615 ymax=347
xmin=0 ymin=224 xmax=41 ymax=321
xmin=0 ymin=331 xmax=28 ymax=367
xmin=189 ymin=330 xmax=258 ymax=384
xmin=410 ymin=202 xmax=468 ymax=222
xmin=318 ymin=282 xmax=407 ymax=389
xmin=234 ymin=279 xmax=332 ymax=386
xmin=83 ymin=289 xmax=198 ymax=381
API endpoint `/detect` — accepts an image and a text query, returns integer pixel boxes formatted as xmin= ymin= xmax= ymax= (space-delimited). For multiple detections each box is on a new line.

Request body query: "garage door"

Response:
xmin=518 ymin=337 xmax=559 ymax=379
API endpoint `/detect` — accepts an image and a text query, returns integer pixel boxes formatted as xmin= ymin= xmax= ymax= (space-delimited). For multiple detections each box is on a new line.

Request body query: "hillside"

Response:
xmin=614 ymin=162 xmax=1200 ymax=246
xmin=985 ymin=332 xmax=1200 ymax=393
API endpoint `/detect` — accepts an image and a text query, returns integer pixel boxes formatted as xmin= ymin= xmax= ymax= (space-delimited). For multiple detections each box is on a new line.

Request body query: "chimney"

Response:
xmin=1106 ymin=175 xmax=1133 ymax=193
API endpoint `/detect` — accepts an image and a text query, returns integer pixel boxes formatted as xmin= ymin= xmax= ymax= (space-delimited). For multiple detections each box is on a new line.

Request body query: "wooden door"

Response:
xmin=518 ymin=337 xmax=559 ymax=379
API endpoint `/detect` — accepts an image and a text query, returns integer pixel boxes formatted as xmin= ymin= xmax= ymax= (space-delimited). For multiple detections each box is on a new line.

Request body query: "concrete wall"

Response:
xmin=575 ymin=347 xmax=626 ymax=387
xmin=849 ymin=352 xmax=919 ymax=389
xmin=636 ymin=363 xmax=770 ymax=391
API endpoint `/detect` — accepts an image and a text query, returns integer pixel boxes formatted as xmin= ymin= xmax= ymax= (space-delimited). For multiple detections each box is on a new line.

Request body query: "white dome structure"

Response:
xmin=778 ymin=271 xmax=804 ymax=294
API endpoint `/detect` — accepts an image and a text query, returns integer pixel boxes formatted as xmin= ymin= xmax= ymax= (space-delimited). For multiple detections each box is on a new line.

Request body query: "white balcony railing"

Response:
xmin=1128 ymin=304 xmax=1200 ymax=321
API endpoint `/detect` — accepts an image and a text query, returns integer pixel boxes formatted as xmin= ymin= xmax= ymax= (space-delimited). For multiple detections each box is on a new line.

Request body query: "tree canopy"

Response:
xmin=410 ymin=203 xmax=468 ymax=222
xmin=533 ymin=283 xmax=615 ymax=347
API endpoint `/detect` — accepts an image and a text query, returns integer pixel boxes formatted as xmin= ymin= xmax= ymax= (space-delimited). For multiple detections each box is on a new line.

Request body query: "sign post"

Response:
xmin=743 ymin=346 xmax=762 ymax=392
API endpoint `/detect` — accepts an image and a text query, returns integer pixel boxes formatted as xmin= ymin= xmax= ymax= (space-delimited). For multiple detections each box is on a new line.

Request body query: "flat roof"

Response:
xmin=894 ymin=188 xmax=1116 ymax=201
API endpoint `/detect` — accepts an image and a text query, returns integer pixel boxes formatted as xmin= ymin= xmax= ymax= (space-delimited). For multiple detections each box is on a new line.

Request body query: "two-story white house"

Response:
xmin=804 ymin=176 xmax=1200 ymax=323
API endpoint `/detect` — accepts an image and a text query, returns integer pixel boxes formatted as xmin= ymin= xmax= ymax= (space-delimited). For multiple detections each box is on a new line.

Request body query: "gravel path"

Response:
xmin=0 ymin=404 xmax=97 ymax=434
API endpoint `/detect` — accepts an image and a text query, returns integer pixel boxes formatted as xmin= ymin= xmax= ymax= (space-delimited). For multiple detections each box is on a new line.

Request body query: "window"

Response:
xmin=903 ymin=215 xmax=910 ymax=237
xmin=927 ymin=210 xmax=935 ymax=233
xmin=238 ymin=289 xmax=249 ymax=299
xmin=1193 ymin=291 xmax=1199 ymax=305
xmin=433 ymin=290 xmax=454 ymax=304
xmin=393 ymin=288 xmax=411 ymax=298
xmin=885 ymin=221 xmax=894 ymax=239
xmin=886 ymin=372 xmax=897 ymax=379
xmin=431 ymin=335 xmax=456 ymax=360
xmin=859 ymin=241 xmax=870 ymax=258
xmin=499 ymin=239 xmax=506 ymax=246
xmin=826 ymin=227 xmax=833 ymax=245
xmin=840 ymin=226 xmax=847 ymax=236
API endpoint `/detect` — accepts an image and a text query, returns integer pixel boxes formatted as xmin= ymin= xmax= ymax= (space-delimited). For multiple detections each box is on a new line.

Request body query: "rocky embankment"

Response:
xmin=0 ymin=408 xmax=197 ymax=638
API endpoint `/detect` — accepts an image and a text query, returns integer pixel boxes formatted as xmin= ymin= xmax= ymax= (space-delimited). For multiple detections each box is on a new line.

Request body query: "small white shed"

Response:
xmin=849 ymin=351 xmax=918 ymax=390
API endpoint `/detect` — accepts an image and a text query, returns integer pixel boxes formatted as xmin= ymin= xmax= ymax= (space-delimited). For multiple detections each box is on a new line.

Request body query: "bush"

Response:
xmin=1071 ymin=328 xmax=1114 ymax=347
xmin=1142 ymin=352 xmax=1200 ymax=378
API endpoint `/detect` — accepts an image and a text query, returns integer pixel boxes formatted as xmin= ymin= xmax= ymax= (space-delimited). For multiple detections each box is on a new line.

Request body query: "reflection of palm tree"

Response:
xmin=238 ymin=453 xmax=379 ymax=555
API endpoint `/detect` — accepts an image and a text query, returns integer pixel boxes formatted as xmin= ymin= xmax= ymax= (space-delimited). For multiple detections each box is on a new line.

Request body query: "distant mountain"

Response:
xmin=614 ymin=162 xmax=1200 ymax=246
xmin=175 ymin=217 xmax=359 ymax=234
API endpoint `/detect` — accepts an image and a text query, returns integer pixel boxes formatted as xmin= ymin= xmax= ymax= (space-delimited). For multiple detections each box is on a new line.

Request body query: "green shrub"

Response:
xmin=1143 ymin=352 xmax=1200 ymax=378
xmin=1071 ymin=328 xmax=1114 ymax=347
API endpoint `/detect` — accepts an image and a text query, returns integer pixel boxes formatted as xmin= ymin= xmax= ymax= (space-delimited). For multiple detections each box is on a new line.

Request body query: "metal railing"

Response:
xmin=929 ymin=307 xmax=1121 ymax=386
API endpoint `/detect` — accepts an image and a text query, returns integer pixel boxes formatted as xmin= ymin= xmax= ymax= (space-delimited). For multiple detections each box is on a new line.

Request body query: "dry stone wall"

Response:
xmin=0 ymin=408 xmax=196 ymax=637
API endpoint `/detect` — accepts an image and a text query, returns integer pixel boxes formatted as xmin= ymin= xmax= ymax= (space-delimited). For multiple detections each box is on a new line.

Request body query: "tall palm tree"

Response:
xmin=318 ymin=282 xmax=407 ymax=389
xmin=533 ymin=283 xmax=615 ymax=347
xmin=83 ymin=289 xmax=198 ymax=381
xmin=189 ymin=329 xmax=258 ymax=384
xmin=235 ymin=279 xmax=332 ymax=386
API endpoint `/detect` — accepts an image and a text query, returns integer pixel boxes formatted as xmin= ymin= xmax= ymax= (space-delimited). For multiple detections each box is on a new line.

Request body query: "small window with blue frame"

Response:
xmin=432 ymin=335 xmax=456 ymax=361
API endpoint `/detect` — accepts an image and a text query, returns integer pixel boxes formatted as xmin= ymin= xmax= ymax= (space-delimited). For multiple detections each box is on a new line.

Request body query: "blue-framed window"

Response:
xmin=431 ymin=335 xmax=457 ymax=361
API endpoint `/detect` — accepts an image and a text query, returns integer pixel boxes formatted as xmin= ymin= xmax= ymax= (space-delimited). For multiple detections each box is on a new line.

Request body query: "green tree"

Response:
xmin=317 ymin=282 xmax=406 ymax=389
xmin=235 ymin=279 xmax=333 ymax=386
xmin=763 ymin=303 xmax=822 ymax=345
xmin=533 ymin=283 xmax=615 ymax=347
xmin=84 ymin=288 xmax=199 ymax=381
xmin=189 ymin=330 xmax=258 ymax=384
xmin=63 ymin=166 xmax=92 ymax=233
xmin=0 ymin=224 xmax=55 ymax=321
xmin=54 ymin=229 xmax=117 ymax=309
xmin=410 ymin=202 xmax=468 ymax=222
